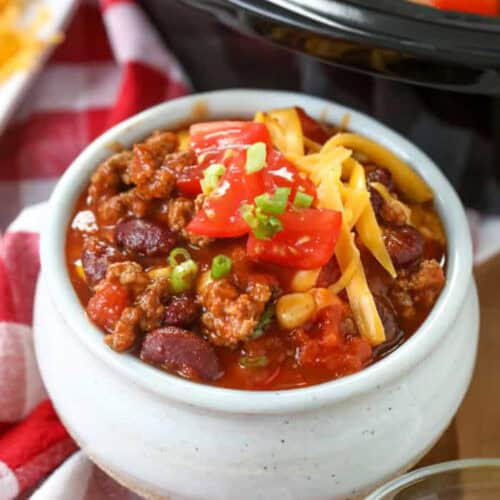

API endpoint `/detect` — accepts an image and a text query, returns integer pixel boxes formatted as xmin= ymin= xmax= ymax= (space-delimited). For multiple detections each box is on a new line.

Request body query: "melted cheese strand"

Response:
xmin=347 ymin=159 xmax=397 ymax=278
xmin=254 ymin=108 xmax=304 ymax=156
xmin=315 ymin=162 xmax=385 ymax=346
xmin=322 ymin=133 xmax=433 ymax=203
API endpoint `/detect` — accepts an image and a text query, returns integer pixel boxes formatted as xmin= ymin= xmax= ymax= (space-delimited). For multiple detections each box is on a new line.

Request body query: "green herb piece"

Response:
xmin=170 ymin=259 xmax=199 ymax=293
xmin=253 ymin=215 xmax=282 ymax=240
xmin=239 ymin=355 xmax=269 ymax=369
xmin=251 ymin=303 xmax=276 ymax=339
xmin=245 ymin=142 xmax=267 ymax=174
xmin=201 ymin=163 xmax=226 ymax=195
xmin=255 ymin=187 xmax=291 ymax=215
xmin=241 ymin=204 xmax=283 ymax=240
xmin=241 ymin=203 xmax=258 ymax=228
xmin=168 ymin=247 xmax=191 ymax=268
xmin=293 ymin=191 xmax=314 ymax=208
xmin=210 ymin=254 xmax=232 ymax=280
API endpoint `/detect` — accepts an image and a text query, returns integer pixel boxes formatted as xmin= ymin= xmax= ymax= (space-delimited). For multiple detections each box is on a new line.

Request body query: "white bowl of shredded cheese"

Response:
xmin=0 ymin=0 xmax=77 ymax=133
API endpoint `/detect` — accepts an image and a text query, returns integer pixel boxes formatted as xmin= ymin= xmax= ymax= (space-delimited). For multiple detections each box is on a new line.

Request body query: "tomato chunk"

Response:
xmin=190 ymin=121 xmax=271 ymax=153
xmin=263 ymin=150 xmax=316 ymax=202
xmin=432 ymin=0 xmax=497 ymax=15
xmin=247 ymin=208 xmax=342 ymax=269
xmin=87 ymin=281 xmax=130 ymax=333
xmin=180 ymin=121 xmax=272 ymax=196
xmin=296 ymin=107 xmax=331 ymax=144
xmin=187 ymin=151 xmax=266 ymax=238
xmin=175 ymin=164 xmax=206 ymax=195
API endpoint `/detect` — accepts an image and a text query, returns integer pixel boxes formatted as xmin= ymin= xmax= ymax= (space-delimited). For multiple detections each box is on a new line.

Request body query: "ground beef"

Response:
xmin=105 ymin=261 xmax=149 ymax=294
xmin=88 ymin=151 xmax=133 ymax=204
xmin=90 ymin=133 xmax=178 ymax=225
xmin=101 ymin=261 xmax=171 ymax=351
xmin=105 ymin=306 xmax=142 ymax=352
xmin=127 ymin=142 xmax=176 ymax=199
xmin=167 ymin=197 xmax=194 ymax=231
xmin=380 ymin=198 xmax=412 ymax=226
xmin=199 ymin=277 xmax=273 ymax=347
xmin=390 ymin=259 xmax=445 ymax=319
xmin=167 ymin=196 xmax=213 ymax=247
xmin=163 ymin=149 xmax=197 ymax=176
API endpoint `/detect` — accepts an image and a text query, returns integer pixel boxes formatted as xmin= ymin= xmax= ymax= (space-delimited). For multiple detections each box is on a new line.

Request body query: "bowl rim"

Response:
xmin=365 ymin=458 xmax=500 ymax=499
xmin=40 ymin=88 xmax=473 ymax=414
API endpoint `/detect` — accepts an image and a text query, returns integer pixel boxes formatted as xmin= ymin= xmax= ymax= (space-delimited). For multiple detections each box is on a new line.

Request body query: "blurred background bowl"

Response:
xmin=366 ymin=458 xmax=500 ymax=499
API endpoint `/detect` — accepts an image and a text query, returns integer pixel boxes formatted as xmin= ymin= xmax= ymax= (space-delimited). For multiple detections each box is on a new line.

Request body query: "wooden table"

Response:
xmin=418 ymin=255 xmax=500 ymax=466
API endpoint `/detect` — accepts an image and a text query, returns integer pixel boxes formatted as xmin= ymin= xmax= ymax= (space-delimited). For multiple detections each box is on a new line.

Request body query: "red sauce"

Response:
xmin=65 ymin=117 xmax=447 ymax=391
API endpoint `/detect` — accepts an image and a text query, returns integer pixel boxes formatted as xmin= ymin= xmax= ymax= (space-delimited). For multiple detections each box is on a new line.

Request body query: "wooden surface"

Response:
xmin=418 ymin=254 xmax=500 ymax=466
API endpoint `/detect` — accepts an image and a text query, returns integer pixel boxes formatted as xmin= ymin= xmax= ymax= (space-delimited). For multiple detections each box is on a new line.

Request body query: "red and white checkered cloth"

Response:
xmin=0 ymin=0 xmax=189 ymax=497
xmin=0 ymin=1 xmax=499 ymax=498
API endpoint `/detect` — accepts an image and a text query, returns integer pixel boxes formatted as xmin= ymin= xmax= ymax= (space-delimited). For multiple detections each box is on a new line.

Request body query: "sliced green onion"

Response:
xmin=245 ymin=142 xmax=267 ymax=174
xmin=254 ymin=207 xmax=267 ymax=222
xmin=211 ymin=255 xmax=232 ymax=280
xmin=239 ymin=355 xmax=269 ymax=369
xmin=170 ymin=259 xmax=199 ymax=293
xmin=293 ymin=191 xmax=314 ymax=208
xmin=241 ymin=203 xmax=258 ymax=228
xmin=241 ymin=204 xmax=283 ymax=240
xmin=255 ymin=187 xmax=291 ymax=216
xmin=253 ymin=216 xmax=282 ymax=240
xmin=251 ymin=303 xmax=276 ymax=339
xmin=201 ymin=163 xmax=226 ymax=195
xmin=168 ymin=247 xmax=191 ymax=267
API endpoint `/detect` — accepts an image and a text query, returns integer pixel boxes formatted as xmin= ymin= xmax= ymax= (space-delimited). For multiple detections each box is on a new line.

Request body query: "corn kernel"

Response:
xmin=74 ymin=261 xmax=86 ymax=282
xmin=147 ymin=266 xmax=171 ymax=280
xmin=290 ymin=269 xmax=321 ymax=292
xmin=276 ymin=293 xmax=316 ymax=330
xmin=308 ymin=288 xmax=340 ymax=312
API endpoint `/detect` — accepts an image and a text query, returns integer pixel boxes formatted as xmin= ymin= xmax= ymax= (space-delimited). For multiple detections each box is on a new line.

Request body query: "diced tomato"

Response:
xmin=180 ymin=121 xmax=272 ymax=196
xmin=187 ymin=151 xmax=266 ymax=238
xmin=190 ymin=121 xmax=272 ymax=153
xmin=263 ymin=150 xmax=316 ymax=202
xmin=87 ymin=282 xmax=130 ymax=333
xmin=432 ymin=0 xmax=498 ymax=15
xmin=295 ymin=107 xmax=331 ymax=144
xmin=175 ymin=163 xmax=205 ymax=195
xmin=247 ymin=208 xmax=342 ymax=269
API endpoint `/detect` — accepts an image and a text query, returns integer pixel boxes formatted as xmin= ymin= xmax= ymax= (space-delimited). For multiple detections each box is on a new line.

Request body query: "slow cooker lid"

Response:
xmin=237 ymin=0 xmax=500 ymax=59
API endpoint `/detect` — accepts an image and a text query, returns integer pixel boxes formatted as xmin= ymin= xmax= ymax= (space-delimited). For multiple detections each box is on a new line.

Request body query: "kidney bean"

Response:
xmin=366 ymin=167 xmax=394 ymax=190
xmin=373 ymin=295 xmax=404 ymax=359
xmin=367 ymin=167 xmax=394 ymax=215
xmin=82 ymin=238 xmax=122 ymax=286
xmin=369 ymin=187 xmax=384 ymax=215
xmin=140 ymin=327 xmax=220 ymax=381
xmin=163 ymin=294 xmax=200 ymax=327
xmin=383 ymin=225 xmax=424 ymax=267
xmin=315 ymin=257 xmax=341 ymax=288
xmin=115 ymin=218 xmax=176 ymax=256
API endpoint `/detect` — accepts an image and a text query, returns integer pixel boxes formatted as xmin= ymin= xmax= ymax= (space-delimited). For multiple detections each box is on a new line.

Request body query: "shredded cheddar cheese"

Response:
xmin=255 ymin=108 xmax=304 ymax=156
xmin=257 ymin=106 xmax=434 ymax=346
xmin=177 ymin=128 xmax=190 ymax=151
xmin=322 ymin=133 xmax=433 ymax=203
xmin=0 ymin=0 xmax=61 ymax=84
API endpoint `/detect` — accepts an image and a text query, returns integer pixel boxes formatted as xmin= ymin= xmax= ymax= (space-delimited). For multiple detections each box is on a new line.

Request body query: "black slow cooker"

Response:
xmin=140 ymin=0 xmax=500 ymax=213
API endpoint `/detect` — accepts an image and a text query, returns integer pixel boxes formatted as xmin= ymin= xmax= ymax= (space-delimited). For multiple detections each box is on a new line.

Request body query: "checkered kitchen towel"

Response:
xmin=0 ymin=0 xmax=499 ymax=498
xmin=0 ymin=0 xmax=188 ymax=497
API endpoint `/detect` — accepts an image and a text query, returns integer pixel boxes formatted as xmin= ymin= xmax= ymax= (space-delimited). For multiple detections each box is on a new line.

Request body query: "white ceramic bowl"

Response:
xmin=35 ymin=90 xmax=479 ymax=500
